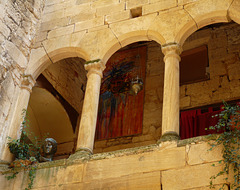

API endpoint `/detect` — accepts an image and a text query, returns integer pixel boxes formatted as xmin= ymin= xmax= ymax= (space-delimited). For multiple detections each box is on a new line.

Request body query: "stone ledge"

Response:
xmin=1 ymin=135 xmax=218 ymax=172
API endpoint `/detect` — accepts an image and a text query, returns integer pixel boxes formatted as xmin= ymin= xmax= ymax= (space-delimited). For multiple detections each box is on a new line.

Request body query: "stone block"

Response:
xmin=109 ymin=13 xmax=156 ymax=46
xmin=209 ymin=47 xmax=228 ymax=66
xmin=41 ymin=9 xmax=65 ymax=23
xmin=178 ymin=0 xmax=199 ymax=6
xmin=88 ymin=25 xmax=108 ymax=33
xmin=70 ymin=12 xmax=95 ymax=24
xmin=58 ymin=183 xmax=84 ymax=190
xmin=180 ymin=95 xmax=191 ymax=108
xmin=4 ymin=40 xmax=27 ymax=68
xmin=145 ymin=75 xmax=164 ymax=91
xmin=105 ymin=10 xmax=131 ymax=24
xmin=43 ymin=1 xmax=68 ymax=14
xmin=142 ymin=0 xmax=177 ymax=15
xmin=93 ymin=148 xmax=103 ymax=154
xmin=45 ymin=0 xmax=67 ymax=6
xmin=76 ymin=0 xmax=90 ymax=5
xmin=184 ymin=0 xmax=231 ymax=29
xmin=0 ymin=20 xmax=10 ymax=38
xmin=33 ymin=167 xmax=60 ymax=188
xmin=96 ymin=3 xmax=125 ymax=16
xmin=162 ymin=162 xmax=226 ymax=189
xmin=74 ymin=17 xmax=104 ymax=32
xmin=83 ymin=146 xmax=185 ymax=181
xmin=56 ymin=141 xmax=74 ymax=155
xmin=227 ymin=63 xmax=240 ymax=81
xmin=57 ymin=164 xmax=84 ymax=185
xmin=187 ymin=142 xmax=223 ymax=165
xmin=92 ymin=0 xmax=120 ymax=8
xmin=126 ymin=0 xmax=149 ymax=9
xmin=228 ymin=0 xmax=240 ymax=25
xmin=144 ymin=89 xmax=162 ymax=111
xmin=0 ymin=173 xmax=13 ymax=190
xmin=188 ymin=184 xmax=228 ymax=190
xmin=83 ymin=171 xmax=161 ymax=190
xmin=147 ymin=60 xmax=164 ymax=76
xmin=12 ymin=171 xmax=28 ymax=190
xmin=76 ymin=27 xmax=120 ymax=60
xmin=34 ymin=31 xmax=48 ymax=43
xmin=40 ymin=17 xmax=70 ymax=32
xmin=190 ymin=93 xmax=212 ymax=107
xmin=143 ymin=107 xmax=162 ymax=127
xmin=132 ymin=134 xmax=154 ymax=143
xmin=65 ymin=3 xmax=94 ymax=17
xmin=148 ymin=7 xmax=196 ymax=44
xmin=211 ymin=88 xmax=232 ymax=103
xmin=94 ymin=140 xmax=107 ymax=148
xmin=47 ymin=25 xmax=74 ymax=39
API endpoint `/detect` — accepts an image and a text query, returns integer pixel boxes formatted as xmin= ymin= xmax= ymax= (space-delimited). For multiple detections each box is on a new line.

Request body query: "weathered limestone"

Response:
xmin=76 ymin=60 xmax=105 ymax=154
xmin=162 ymin=162 xmax=226 ymax=189
xmin=0 ymin=140 xmax=232 ymax=190
xmin=184 ymin=0 xmax=232 ymax=29
xmin=1 ymin=75 xmax=35 ymax=162
xmin=160 ymin=43 xmax=182 ymax=141
xmin=229 ymin=0 xmax=240 ymax=24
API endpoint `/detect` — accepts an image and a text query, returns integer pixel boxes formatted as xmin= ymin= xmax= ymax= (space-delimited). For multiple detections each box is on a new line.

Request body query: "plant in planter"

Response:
xmin=5 ymin=110 xmax=43 ymax=190
xmin=208 ymin=102 xmax=240 ymax=189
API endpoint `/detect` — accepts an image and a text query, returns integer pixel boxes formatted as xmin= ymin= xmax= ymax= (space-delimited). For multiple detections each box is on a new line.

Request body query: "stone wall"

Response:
xmin=0 ymin=0 xmax=45 ymax=159
xmin=180 ymin=22 xmax=240 ymax=109
xmin=93 ymin=42 xmax=164 ymax=153
xmin=93 ymin=22 xmax=240 ymax=153
xmin=0 ymin=139 xmax=230 ymax=190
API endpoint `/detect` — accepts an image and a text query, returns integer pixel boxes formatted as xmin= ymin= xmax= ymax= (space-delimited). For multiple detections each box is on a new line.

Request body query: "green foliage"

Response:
xmin=5 ymin=109 xmax=46 ymax=190
xmin=208 ymin=101 xmax=240 ymax=189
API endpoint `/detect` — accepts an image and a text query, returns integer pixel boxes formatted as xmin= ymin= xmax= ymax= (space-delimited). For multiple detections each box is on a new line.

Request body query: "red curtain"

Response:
xmin=180 ymin=107 xmax=222 ymax=139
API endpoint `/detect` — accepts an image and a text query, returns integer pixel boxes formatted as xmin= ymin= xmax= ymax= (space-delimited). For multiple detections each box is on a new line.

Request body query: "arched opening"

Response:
xmin=26 ymin=57 xmax=87 ymax=160
xmin=94 ymin=41 xmax=165 ymax=153
xmin=179 ymin=21 xmax=240 ymax=139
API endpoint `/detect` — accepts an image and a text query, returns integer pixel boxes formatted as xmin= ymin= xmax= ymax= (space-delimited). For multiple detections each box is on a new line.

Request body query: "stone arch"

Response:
xmin=26 ymin=47 xmax=89 ymax=80
xmin=100 ymin=30 xmax=165 ymax=64
xmin=176 ymin=0 xmax=233 ymax=46
xmin=228 ymin=0 xmax=240 ymax=25
xmin=100 ymin=13 xmax=165 ymax=63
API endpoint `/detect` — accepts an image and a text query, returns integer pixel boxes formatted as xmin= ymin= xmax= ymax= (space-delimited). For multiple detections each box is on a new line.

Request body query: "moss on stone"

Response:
xmin=84 ymin=59 xmax=101 ymax=65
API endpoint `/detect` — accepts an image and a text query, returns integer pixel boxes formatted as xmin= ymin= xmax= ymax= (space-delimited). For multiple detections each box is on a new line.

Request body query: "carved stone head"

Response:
xmin=42 ymin=138 xmax=57 ymax=156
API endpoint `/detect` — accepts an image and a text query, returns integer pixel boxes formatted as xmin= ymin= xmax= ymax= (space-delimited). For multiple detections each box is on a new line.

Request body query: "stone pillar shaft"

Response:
xmin=2 ymin=75 xmax=35 ymax=161
xmin=161 ymin=43 xmax=182 ymax=141
xmin=76 ymin=61 xmax=105 ymax=154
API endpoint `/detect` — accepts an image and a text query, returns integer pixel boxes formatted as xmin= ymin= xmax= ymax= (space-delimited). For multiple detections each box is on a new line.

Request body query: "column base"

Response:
xmin=0 ymin=160 xmax=10 ymax=172
xmin=158 ymin=131 xmax=180 ymax=143
xmin=68 ymin=148 xmax=92 ymax=161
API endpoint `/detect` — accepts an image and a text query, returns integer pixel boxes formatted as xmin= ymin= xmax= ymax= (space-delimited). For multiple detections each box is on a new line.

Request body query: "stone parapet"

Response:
xmin=0 ymin=139 xmax=228 ymax=190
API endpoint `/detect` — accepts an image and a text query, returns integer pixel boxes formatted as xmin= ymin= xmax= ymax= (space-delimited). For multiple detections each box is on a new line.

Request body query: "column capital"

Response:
xmin=84 ymin=59 xmax=106 ymax=78
xmin=21 ymin=74 xmax=36 ymax=92
xmin=161 ymin=43 xmax=182 ymax=62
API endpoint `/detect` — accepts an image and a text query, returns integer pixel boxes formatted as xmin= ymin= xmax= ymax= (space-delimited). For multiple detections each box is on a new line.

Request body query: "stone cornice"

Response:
xmin=84 ymin=60 xmax=106 ymax=78
xmin=21 ymin=74 xmax=36 ymax=92
xmin=161 ymin=43 xmax=182 ymax=62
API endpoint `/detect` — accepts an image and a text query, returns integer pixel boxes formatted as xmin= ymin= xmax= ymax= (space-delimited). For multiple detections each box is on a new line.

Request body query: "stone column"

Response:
xmin=1 ymin=75 xmax=35 ymax=161
xmin=160 ymin=43 xmax=182 ymax=141
xmin=75 ymin=60 xmax=105 ymax=155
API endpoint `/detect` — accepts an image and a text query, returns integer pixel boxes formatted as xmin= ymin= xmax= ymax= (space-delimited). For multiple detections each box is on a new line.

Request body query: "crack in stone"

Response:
xmin=183 ymin=5 xmax=198 ymax=29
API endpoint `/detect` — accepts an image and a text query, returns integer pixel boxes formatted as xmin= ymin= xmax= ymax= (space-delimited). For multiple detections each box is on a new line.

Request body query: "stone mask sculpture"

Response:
xmin=40 ymin=138 xmax=57 ymax=162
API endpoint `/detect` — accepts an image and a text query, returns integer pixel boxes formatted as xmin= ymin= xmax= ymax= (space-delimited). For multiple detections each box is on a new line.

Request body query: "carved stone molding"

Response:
xmin=21 ymin=74 xmax=36 ymax=92
xmin=84 ymin=60 xmax=106 ymax=78
xmin=161 ymin=43 xmax=183 ymax=62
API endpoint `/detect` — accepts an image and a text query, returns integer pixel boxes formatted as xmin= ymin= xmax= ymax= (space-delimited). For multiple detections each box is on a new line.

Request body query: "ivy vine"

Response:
xmin=4 ymin=110 xmax=46 ymax=190
xmin=208 ymin=102 xmax=240 ymax=189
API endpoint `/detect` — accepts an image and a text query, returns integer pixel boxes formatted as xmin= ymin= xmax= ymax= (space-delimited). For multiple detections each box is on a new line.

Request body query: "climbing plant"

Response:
xmin=208 ymin=102 xmax=240 ymax=189
xmin=5 ymin=110 xmax=44 ymax=190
